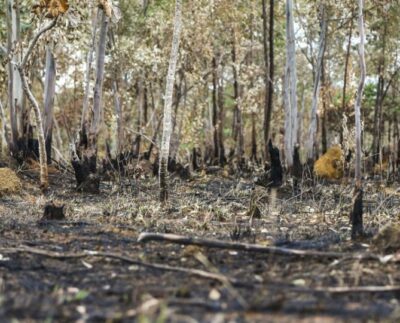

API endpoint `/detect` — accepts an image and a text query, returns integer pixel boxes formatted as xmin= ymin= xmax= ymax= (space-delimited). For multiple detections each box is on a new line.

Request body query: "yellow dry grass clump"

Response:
xmin=0 ymin=167 xmax=22 ymax=196
xmin=314 ymin=145 xmax=344 ymax=180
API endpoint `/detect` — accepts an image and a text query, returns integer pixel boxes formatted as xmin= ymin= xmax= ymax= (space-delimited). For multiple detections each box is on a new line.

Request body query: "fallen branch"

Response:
xmin=137 ymin=232 xmax=379 ymax=260
xmin=0 ymin=245 xmax=246 ymax=287
xmin=1 ymin=245 xmax=399 ymax=295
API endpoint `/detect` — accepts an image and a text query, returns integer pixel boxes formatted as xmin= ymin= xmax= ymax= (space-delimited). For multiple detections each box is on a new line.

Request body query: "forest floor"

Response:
xmin=0 ymin=167 xmax=400 ymax=322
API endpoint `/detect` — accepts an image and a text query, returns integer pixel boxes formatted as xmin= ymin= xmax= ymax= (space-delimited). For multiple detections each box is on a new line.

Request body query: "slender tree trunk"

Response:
xmin=159 ymin=0 xmax=182 ymax=202
xmin=217 ymin=65 xmax=225 ymax=165
xmin=73 ymin=11 xmax=109 ymax=193
xmin=262 ymin=0 xmax=274 ymax=159
xmin=6 ymin=0 xmax=22 ymax=151
xmin=211 ymin=56 xmax=220 ymax=163
xmin=81 ymin=8 xmax=100 ymax=131
xmin=17 ymin=18 xmax=58 ymax=190
xmin=284 ymin=0 xmax=298 ymax=168
xmin=0 ymin=100 xmax=9 ymax=155
xmin=112 ymin=80 xmax=123 ymax=155
xmin=340 ymin=14 xmax=353 ymax=144
xmin=372 ymin=20 xmax=387 ymax=165
xmin=231 ymin=37 xmax=244 ymax=167
xmin=351 ymin=0 xmax=366 ymax=240
xmin=307 ymin=2 xmax=327 ymax=162
xmin=43 ymin=44 xmax=56 ymax=163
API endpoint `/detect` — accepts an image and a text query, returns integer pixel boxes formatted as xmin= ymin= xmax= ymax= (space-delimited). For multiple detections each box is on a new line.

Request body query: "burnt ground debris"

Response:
xmin=0 ymin=168 xmax=399 ymax=322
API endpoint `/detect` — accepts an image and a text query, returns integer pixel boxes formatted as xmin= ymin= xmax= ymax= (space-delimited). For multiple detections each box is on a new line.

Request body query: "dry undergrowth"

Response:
xmin=0 ymin=167 xmax=22 ymax=196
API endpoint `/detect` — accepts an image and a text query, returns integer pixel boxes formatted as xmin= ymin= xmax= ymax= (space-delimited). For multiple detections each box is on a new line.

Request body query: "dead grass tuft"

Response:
xmin=0 ymin=167 xmax=22 ymax=196
xmin=314 ymin=145 xmax=344 ymax=179
xmin=373 ymin=222 xmax=400 ymax=252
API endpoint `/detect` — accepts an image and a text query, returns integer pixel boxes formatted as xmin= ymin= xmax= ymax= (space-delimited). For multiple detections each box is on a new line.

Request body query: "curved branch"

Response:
xmin=21 ymin=17 xmax=58 ymax=68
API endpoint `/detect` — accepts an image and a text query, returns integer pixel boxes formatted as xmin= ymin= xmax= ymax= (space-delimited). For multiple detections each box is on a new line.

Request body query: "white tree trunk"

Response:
xmin=6 ymin=0 xmax=23 ymax=149
xmin=17 ymin=17 xmax=58 ymax=190
xmin=355 ymin=0 xmax=366 ymax=185
xmin=350 ymin=0 xmax=366 ymax=240
xmin=81 ymin=8 xmax=100 ymax=130
xmin=307 ymin=3 xmax=327 ymax=161
xmin=43 ymin=43 xmax=56 ymax=161
xmin=284 ymin=0 xmax=298 ymax=167
xmin=89 ymin=11 xmax=109 ymax=140
xmin=159 ymin=0 xmax=182 ymax=202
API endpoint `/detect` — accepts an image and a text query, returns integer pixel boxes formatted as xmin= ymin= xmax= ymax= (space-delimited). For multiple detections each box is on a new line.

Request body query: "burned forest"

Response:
xmin=0 ymin=0 xmax=400 ymax=322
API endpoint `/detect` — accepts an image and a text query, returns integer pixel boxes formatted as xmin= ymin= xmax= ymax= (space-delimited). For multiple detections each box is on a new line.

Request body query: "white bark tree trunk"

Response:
xmin=89 ymin=11 xmax=109 ymax=141
xmin=6 ymin=0 xmax=23 ymax=150
xmin=43 ymin=43 xmax=56 ymax=162
xmin=284 ymin=0 xmax=298 ymax=167
xmin=306 ymin=3 xmax=327 ymax=161
xmin=355 ymin=0 xmax=366 ymax=186
xmin=17 ymin=18 xmax=58 ymax=190
xmin=159 ymin=0 xmax=182 ymax=202
xmin=350 ymin=0 xmax=366 ymax=239
xmin=81 ymin=8 xmax=100 ymax=131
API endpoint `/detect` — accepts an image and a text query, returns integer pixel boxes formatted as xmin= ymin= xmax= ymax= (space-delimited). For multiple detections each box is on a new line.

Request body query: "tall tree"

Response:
xmin=17 ymin=18 xmax=59 ymax=190
xmin=159 ymin=0 xmax=182 ymax=202
xmin=283 ymin=0 xmax=298 ymax=168
xmin=43 ymin=43 xmax=56 ymax=163
xmin=350 ymin=0 xmax=366 ymax=240
xmin=306 ymin=2 xmax=327 ymax=162
xmin=262 ymin=0 xmax=274 ymax=159
xmin=73 ymin=9 xmax=109 ymax=193
xmin=6 ymin=0 xmax=23 ymax=152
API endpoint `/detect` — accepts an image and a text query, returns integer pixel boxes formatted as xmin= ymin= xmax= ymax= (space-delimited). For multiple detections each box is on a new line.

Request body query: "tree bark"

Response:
xmin=351 ymin=0 xmax=366 ymax=240
xmin=17 ymin=18 xmax=58 ymax=190
xmin=283 ymin=0 xmax=298 ymax=168
xmin=159 ymin=0 xmax=182 ymax=202
xmin=306 ymin=2 xmax=327 ymax=162
xmin=262 ymin=0 xmax=274 ymax=160
xmin=231 ymin=37 xmax=244 ymax=167
xmin=81 ymin=8 xmax=100 ymax=131
xmin=43 ymin=44 xmax=56 ymax=163
xmin=6 ymin=0 xmax=22 ymax=151
xmin=73 ymin=11 xmax=109 ymax=193
xmin=371 ymin=19 xmax=387 ymax=165
xmin=340 ymin=14 xmax=353 ymax=144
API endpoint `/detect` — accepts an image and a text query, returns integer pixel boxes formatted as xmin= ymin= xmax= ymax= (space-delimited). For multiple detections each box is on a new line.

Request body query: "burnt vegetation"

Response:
xmin=0 ymin=0 xmax=399 ymax=322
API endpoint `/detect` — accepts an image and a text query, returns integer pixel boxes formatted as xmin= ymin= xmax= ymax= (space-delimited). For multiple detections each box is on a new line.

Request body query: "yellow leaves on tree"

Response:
xmin=32 ymin=0 xmax=69 ymax=18
xmin=98 ymin=0 xmax=113 ymax=18
xmin=314 ymin=145 xmax=344 ymax=180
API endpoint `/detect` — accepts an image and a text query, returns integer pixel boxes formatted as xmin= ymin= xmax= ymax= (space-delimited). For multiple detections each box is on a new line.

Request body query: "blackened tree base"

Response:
xmin=350 ymin=187 xmax=363 ymax=240
xmin=41 ymin=201 xmax=65 ymax=221
xmin=72 ymin=155 xmax=100 ymax=194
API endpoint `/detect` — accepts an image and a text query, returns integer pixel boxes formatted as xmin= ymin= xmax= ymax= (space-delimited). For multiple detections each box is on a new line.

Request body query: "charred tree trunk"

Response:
xmin=73 ymin=11 xmax=109 ymax=193
xmin=351 ymin=0 xmax=366 ymax=240
xmin=262 ymin=0 xmax=274 ymax=160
